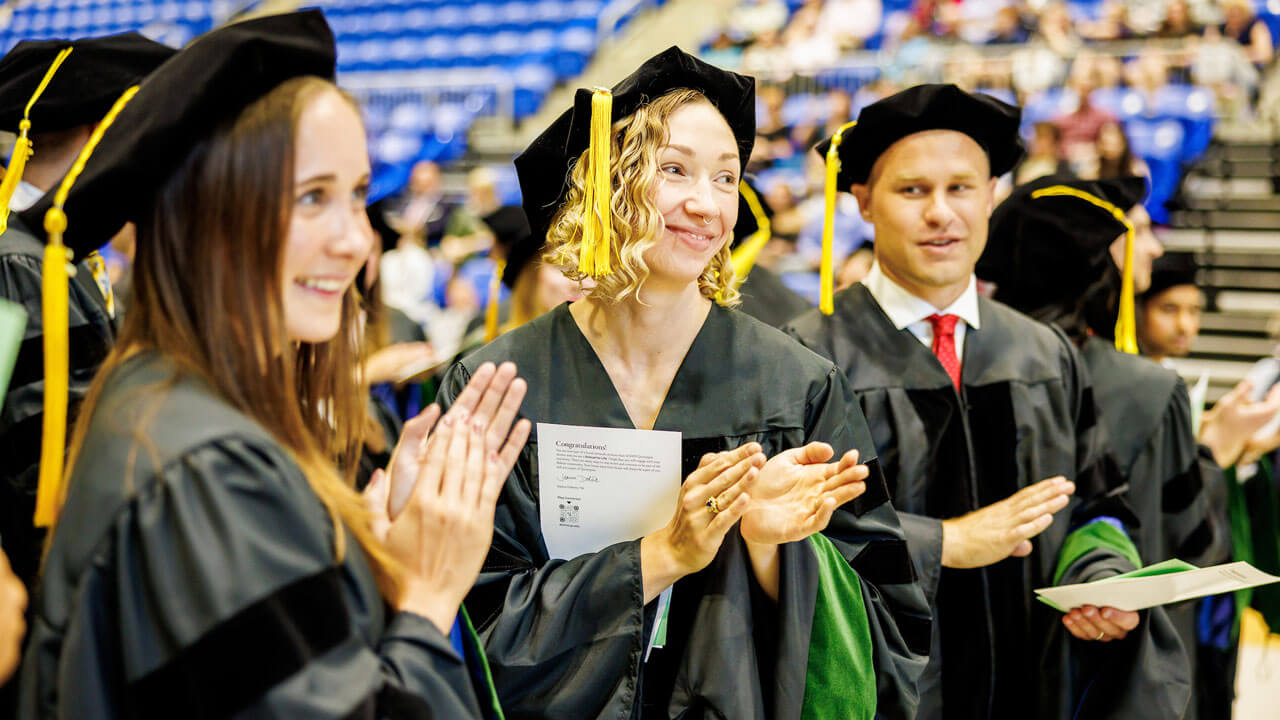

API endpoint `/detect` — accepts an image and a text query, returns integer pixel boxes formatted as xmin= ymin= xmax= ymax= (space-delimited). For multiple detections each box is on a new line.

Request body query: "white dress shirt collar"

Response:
xmin=861 ymin=260 xmax=981 ymax=331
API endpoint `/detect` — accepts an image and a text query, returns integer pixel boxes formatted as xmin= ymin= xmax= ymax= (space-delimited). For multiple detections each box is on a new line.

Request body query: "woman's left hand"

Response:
xmin=739 ymin=444 xmax=868 ymax=546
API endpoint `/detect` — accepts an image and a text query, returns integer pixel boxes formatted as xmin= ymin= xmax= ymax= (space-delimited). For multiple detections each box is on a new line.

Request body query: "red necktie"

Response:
xmin=928 ymin=313 xmax=962 ymax=391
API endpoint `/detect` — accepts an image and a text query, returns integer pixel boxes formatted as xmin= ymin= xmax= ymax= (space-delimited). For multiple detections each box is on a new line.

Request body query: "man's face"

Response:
xmin=851 ymin=130 xmax=998 ymax=303
xmin=1139 ymin=284 xmax=1204 ymax=359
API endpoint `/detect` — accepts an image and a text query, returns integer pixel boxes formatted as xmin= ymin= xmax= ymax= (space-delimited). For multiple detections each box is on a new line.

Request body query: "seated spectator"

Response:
xmin=818 ymin=0 xmax=885 ymax=50
xmin=748 ymin=84 xmax=795 ymax=171
xmin=739 ymin=29 xmax=788 ymax=81
xmin=1157 ymin=0 xmax=1203 ymax=38
xmin=1015 ymin=122 xmax=1073 ymax=184
xmin=1193 ymin=27 xmax=1260 ymax=117
xmin=1039 ymin=2 xmax=1083 ymax=57
xmin=1221 ymin=0 xmax=1274 ymax=67
xmin=1078 ymin=120 xmax=1150 ymax=180
xmin=1053 ymin=59 xmax=1119 ymax=163
xmin=383 ymin=160 xmax=458 ymax=247
xmin=729 ymin=0 xmax=790 ymax=43
xmin=1081 ymin=0 xmax=1136 ymax=41
xmin=762 ymin=181 xmax=808 ymax=243
xmin=702 ymin=31 xmax=743 ymax=69
xmin=440 ymin=167 xmax=502 ymax=265
xmin=987 ymin=5 xmax=1030 ymax=44
xmin=782 ymin=2 xmax=839 ymax=74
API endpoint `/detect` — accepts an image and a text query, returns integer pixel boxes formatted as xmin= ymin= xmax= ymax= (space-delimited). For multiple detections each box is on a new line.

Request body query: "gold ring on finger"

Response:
xmin=706 ymin=495 xmax=721 ymax=515
xmin=1096 ymin=631 xmax=1105 ymax=641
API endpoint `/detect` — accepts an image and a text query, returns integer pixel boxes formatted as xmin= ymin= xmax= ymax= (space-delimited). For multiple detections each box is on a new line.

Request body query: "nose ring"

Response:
xmin=703 ymin=217 xmax=712 ymax=225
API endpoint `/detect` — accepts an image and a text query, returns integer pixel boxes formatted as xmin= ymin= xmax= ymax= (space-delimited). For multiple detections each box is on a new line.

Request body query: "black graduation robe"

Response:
xmin=0 ymin=216 xmax=116 ymax=590
xmin=736 ymin=266 xmax=812 ymax=329
xmin=785 ymin=284 xmax=1191 ymax=720
xmin=1080 ymin=337 xmax=1229 ymax=720
xmin=18 ymin=353 xmax=503 ymax=719
xmin=438 ymin=303 xmax=932 ymax=720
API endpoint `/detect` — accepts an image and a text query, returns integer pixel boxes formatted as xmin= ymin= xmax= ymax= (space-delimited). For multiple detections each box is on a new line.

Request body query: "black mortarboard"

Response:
xmin=514 ymin=46 xmax=755 ymax=265
xmin=729 ymin=177 xmax=773 ymax=286
xmin=0 ymin=32 xmax=175 ymax=134
xmin=21 ymin=10 xmax=337 ymax=255
xmin=814 ymin=84 xmax=1025 ymax=188
xmin=978 ymin=174 xmax=1147 ymax=349
xmin=1144 ymin=252 xmax=1199 ymax=299
xmin=482 ymin=205 xmax=536 ymax=288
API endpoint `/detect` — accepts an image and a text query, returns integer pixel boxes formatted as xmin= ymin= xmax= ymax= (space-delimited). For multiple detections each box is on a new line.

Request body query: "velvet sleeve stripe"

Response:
xmin=1175 ymin=519 xmax=1214 ymax=560
xmin=800 ymin=533 xmax=876 ymax=720
xmin=125 ymin=566 xmax=351 ymax=720
xmin=848 ymin=537 xmax=915 ymax=586
xmin=1052 ymin=519 xmax=1142 ymax=586
xmin=850 ymin=457 xmax=890 ymax=517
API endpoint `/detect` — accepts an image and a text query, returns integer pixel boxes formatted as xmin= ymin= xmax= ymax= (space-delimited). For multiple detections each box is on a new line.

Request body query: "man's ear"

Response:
xmin=850 ymin=184 xmax=873 ymax=222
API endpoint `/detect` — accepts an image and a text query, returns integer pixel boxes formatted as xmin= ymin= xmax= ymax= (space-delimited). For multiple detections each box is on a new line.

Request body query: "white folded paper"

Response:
xmin=1036 ymin=561 xmax=1280 ymax=613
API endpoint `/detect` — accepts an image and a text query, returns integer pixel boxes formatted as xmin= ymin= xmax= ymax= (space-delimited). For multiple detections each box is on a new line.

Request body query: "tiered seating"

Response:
xmin=0 ymin=0 xmax=246 ymax=51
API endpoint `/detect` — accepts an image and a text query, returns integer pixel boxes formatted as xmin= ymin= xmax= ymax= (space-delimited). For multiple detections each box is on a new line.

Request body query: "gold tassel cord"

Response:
xmin=0 ymin=46 xmax=73 ymax=233
xmin=34 ymin=84 xmax=139 ymax=528
xmin=1029 ymin=185 xmax=1139 ymax=355
xmin=820 ymin=121 xmax=857 ymax=315
xmin=578 ymin=88 xmax=613 ymax=278
xmin=485 ymin=258 xmax=505 ymax=342
xmin=729 ymin=180 xmax=771 ymax=289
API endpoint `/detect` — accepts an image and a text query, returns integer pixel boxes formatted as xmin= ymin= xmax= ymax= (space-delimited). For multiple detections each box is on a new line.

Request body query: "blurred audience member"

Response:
xmin=1083 ymin=120 xmax=1150 ymax=179
xmin=818 ymin=0 xmax=885 ymax=49
xmin=1082 ymin=0 xmax=1136 ymax=41
xmin=1016 ymin=122 xmax=1073 ymax=184
xmin=703 ymin=31 xmax=743 ymax=69
xmin=835 ymin=245 xmax=875 ymax=290
xmin=782 ymin=3 xmax=840 ymax=74
xmin=440 ymin=167 xmax=501 ymax=265
xmin=384 ymin=160 xmax=457 ymax=247
xmin=729 ymin=0 xmax=790 ymax=42
xmin=1158 ymin=0 xmax=1202 ymax=37
xmin=1053 ymin=59 xmax=1119 ymax=164
xmin=1222 ymin=0 xmax=1274 ymax=67
xmin=1039 ymin=2 xmax=1083 ymax=56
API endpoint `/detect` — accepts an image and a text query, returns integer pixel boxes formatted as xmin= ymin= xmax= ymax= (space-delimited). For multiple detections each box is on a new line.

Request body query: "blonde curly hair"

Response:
xmin=543 ymin=88 xmax=741 ymax=306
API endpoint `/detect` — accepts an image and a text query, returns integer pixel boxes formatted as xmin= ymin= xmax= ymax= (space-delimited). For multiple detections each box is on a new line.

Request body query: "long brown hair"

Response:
xmin=63 ymin=76 xmax=402 ymax=595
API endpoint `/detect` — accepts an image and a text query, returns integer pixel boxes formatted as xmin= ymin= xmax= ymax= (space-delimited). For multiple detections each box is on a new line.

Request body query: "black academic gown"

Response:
xmin=786 ymin=284 xmax=1191 ymax=720
xmin=736 ymin=266 xmax=812 ymax=329
xmin=1080 ymin=337 xmax=1230 ymax=720
xmin=18 ymin=354 xmax=503 ymax=719
xmin=438 ymin=303 xmax=932 ymax=720
xmin=0 ymin=216 xmax=116 ymax=589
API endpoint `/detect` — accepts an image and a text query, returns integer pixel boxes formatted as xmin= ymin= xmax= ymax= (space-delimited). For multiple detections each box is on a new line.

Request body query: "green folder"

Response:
xmin=1038 ymin=559 xmax=1200 ymax=612
xmin=0 ymin=298 xmax=27 ymax=402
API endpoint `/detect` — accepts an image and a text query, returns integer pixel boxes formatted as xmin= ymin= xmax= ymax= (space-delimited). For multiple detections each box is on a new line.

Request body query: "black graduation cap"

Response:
xmin=20 ymin=10 xmax=337 ymax=256
xmin=813 ymin=84 xmax=1025 ymax=188
xmin=978 ymin=173 xmax=1147 ymax=314
xmin=514 ymin=46 xmax=755 ymax=253
xmin=0 ymin=32 xmax=175 ymax=134
xmin=733 ymin=176 xmax=772 ymax=249
xmin=1144 ymin=252 xmax=1199 ymax=298
xmin=482 ymin=205 xmax=536 ymax=288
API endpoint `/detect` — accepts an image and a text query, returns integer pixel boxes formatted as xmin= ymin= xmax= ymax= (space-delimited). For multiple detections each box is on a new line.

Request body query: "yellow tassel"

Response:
xmin=485 ymin=258 xmax=505 ymax=343
xmin=34 ymin=84 xmax=138 ymax=528
xmin=579 ymin=88 xmax=613 ymax=278
xmin=730 ymin=180 xmax=771 ymax=288
xmin=820 ymin=121 xmax=857 ymax=315
xmin=0 ymin=46 xmax=73 ymax=232
xmin=1030 ymin=185 xmax=1139 ymax=355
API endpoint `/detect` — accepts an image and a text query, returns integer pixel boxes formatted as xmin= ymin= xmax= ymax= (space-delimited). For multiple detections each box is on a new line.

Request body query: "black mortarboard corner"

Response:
xmin=978 ymin=173 xmax=1147 ymax=333
xmin=1144 ymin=252 xmax=1199 ymax=299
xmin=814 ymin=84 xmax=1025 ymax=189
xmin=21 ymin=10 xmax=337 ymax=256
xmin=483 ymin=205 xmax=536 ymax=289
xmin=0 ymin=32 xmax=175 ymax=134
xmin=513 ymin=46 xmax=756 ymax=268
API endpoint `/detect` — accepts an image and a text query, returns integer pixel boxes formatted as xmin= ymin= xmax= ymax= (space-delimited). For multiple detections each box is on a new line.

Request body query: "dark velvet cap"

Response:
xmin=1144 ymin=252 xmax=1199 ymax=299
xmin=814 ymin=84 xmax=1025 ymax=188
xmin=514 ymin=46 xmax=755 ymax=244
xmin=20 ymin=10 xmax=336 ymax=255
xmin=0 ymin=32 xmax=175 ymax=134
xmin=483 ymin=205 xmax=537 ymax=288
xmin=978 ymin=174 xmax=1147 ymax=312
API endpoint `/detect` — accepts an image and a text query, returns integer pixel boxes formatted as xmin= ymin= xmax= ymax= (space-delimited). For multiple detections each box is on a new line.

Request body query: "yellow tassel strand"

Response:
xmin=578 ymin=88 xmax=613 ymax=278
xmin=485 ymin=258 xmax=505 ymax=342
xmin=730 ymin=180 xmax=771 ymax=289
xmin=34 ymin=84 xmax=139 ymax=528
xmin=1030 ymin=185 xmax=1139 ymax=355
xmin=820 ymin=121 xmax=857 ymax=315
xmin=0 ymin=46 xmax=73 ymax=233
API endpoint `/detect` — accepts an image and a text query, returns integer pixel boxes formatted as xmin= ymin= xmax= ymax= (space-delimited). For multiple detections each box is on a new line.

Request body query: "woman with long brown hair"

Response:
xmin=17 ymin=13 xmax=527 ymax=718
xmin=439 ymin=48 xmax=929 ymax=720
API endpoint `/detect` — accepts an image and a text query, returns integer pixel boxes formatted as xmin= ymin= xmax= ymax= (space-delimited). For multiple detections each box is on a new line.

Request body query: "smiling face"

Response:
xmin=644 ymin=100 xmax=741 ymax=290
xmin=281 ymin=89 xmax=375 ymax=344
xmin=851 ymin=129 xmax=997 ymax=308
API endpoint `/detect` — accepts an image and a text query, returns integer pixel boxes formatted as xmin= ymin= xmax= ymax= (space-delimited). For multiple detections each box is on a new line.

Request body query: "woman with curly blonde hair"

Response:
xmin=437 ymin=47 xmax=930 ymax=720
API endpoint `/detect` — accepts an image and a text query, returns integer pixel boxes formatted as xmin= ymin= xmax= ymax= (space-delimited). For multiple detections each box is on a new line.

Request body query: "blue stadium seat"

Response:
xmin=1090 ymin=86 xmax=1146 ymax=121
xmin=1151 ymin=84 xmax=1216 ymax=159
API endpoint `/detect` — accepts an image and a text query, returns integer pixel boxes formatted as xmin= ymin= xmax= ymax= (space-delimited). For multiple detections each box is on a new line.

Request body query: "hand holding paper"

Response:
xmin=1037 ymin=560 xmax=1280 ymax=622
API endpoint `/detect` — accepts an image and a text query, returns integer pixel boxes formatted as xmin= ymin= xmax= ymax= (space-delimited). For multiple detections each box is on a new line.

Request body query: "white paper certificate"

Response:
xmin=536 ymin=422 xmax=682 ymax=560
xmin=1036 ymin=561 xmax=1280 ymax=613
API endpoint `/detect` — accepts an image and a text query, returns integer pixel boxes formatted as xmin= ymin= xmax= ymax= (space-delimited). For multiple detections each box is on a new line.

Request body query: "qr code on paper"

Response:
xmin=559 ymin=500 xmax=580 ymax=525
